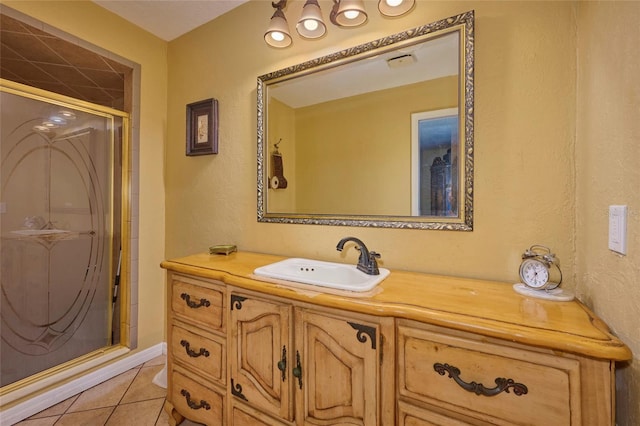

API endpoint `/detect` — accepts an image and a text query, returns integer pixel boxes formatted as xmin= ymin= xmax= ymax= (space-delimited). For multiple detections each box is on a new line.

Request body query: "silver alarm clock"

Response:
xmin=519 ymin=245 xmax=562 ymax=290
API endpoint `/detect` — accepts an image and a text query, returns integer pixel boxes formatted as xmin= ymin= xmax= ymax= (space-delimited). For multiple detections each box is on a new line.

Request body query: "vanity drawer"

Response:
xmin=171 ymin=274 xmax=225 ymax=332
xmin=397 ymin=321 xmax=581 ymax=426
xmin=171 ymin=370 xmax=224 ymax=426
xmin=398 ymin=400 xmax=478 ymax=426
xmin=230 ymin=402 xmax=290 ymax=426
xmin=171 ymin=324 xmax=226 ymax=386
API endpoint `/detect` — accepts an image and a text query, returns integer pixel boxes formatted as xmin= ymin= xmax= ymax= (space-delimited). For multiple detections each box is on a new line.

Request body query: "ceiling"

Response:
xmin=0 ymin=1 xmax=248 ymax=109
xmin=0 ymin=13 xmax=130 ymax=109
xmin=92 ymin=0 xmax=250 ymax=41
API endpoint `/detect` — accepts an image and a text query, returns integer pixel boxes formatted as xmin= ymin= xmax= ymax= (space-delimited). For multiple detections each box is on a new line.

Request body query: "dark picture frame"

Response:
xmin=186 ymin=98 xmax=218 ymax=156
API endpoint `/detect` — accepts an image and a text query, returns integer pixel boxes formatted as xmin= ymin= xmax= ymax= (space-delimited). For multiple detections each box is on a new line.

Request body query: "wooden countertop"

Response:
xmin=161 ymin=251 xmax=631 ymax=362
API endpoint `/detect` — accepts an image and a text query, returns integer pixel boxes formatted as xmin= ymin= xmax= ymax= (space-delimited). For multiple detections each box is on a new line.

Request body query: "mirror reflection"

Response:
xmin=258 ymin=11 xmax=474 ymax=230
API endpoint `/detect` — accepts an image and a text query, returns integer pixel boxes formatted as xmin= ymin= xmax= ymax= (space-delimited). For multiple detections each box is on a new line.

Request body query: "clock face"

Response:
xmin=520 ymin=259 xmax=549 ymax=288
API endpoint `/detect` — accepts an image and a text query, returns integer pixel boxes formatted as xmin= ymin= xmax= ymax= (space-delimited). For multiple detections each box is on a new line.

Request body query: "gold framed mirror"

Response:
xmin=257 ymin=10 xmax=474 ymax=230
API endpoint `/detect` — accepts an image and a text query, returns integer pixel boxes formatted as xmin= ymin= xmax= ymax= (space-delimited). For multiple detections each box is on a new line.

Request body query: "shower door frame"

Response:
xmin=0 ymin=79 xmax=132 ymax=395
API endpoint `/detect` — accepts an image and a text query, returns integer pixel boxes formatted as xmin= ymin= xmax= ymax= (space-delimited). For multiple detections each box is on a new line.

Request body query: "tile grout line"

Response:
xmin=45 ymin=365 xmax=142 ymax=425
xmin=101 ymin=365 xmax=144 ymax=425
xmin=153 ymin=398 xmax=166 ymax=426
xmin=18 ymin=360 xmax=169 ymax=425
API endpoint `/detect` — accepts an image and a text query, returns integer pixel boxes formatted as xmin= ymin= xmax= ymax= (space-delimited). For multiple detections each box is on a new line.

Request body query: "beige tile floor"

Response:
xmin=14 ymin=356 xmax=203 ymax=426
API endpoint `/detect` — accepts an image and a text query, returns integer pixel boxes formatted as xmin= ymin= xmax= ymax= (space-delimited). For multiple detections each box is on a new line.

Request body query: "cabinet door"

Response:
xmin=295 ymin=309 xmax=381 ymax=426
xmin=229 ymin=293 xmax=294 ymax=422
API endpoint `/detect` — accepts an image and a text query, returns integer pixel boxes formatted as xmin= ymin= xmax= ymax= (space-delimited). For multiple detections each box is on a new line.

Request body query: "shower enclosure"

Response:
xmin=0 ymin=81 xmax=128 ymax=388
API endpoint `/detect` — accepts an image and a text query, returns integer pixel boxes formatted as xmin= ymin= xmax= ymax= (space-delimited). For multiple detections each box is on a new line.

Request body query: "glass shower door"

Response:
xmin=0 ymin=86 xmax=123 ymax=387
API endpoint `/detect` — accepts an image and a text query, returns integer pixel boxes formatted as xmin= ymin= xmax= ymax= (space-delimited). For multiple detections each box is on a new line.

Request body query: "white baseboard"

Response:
xmin=0 ymin=342 xmax=166 ymax=426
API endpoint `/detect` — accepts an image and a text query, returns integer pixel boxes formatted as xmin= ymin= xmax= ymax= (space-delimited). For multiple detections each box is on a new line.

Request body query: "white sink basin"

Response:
xmin=253 ymin=258 xmax=390 ymax=292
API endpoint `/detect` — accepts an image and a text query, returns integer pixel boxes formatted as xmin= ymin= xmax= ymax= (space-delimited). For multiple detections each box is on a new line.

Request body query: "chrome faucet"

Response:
xmin=336 ymin=236 xmax=381 ymax=276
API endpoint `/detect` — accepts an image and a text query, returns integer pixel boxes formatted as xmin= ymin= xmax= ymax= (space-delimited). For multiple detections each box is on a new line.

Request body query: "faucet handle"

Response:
xmin=366 ymin=251 xmax=381 ymax=275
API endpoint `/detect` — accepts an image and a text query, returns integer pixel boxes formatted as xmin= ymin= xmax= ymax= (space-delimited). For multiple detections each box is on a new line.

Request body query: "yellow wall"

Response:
xmin=167 ymin=0 xmax=575 ymax=284
xmin=166 ymin=1 xmax=637 ymax=421
xmin=576 ymin=3 xmax=640 ymax=423
xmin=8 ymin=0 xmax=637 ymax=422
xmin=3 ymin=1 xmax=168 ymax=351
xmin=293 ymin=77 xmax=457 ymax=215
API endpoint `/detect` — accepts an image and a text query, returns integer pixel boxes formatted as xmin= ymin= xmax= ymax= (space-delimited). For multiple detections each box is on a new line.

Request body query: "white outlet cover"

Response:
xmin=608 ymin=205 xmax=627 ymax=255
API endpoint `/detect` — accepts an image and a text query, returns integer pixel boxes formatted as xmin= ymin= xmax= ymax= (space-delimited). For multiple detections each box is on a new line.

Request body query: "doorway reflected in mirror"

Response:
xmin=411 ymin=108 xmax=459 ymax=217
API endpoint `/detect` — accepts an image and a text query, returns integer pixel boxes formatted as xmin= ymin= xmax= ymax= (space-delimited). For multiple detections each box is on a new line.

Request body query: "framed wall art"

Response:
xmin=186 ymin=98 xmax=218 ymax=156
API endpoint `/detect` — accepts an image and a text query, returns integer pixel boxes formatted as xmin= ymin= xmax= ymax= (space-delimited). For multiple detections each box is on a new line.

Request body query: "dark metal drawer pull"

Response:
xmin=180 ymin=293 xmax=211 ymax=309
xmin=180 ymin=389 xmax=211 ymax=410
xmin=433 ymin=363 xmax=528 ymax=397
xmin=180 ymin=340 xmax=210 ymax=358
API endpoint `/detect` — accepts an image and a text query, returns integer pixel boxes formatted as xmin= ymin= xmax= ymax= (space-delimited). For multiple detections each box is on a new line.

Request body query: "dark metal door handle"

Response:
xmin=277 ymin=345 xmax=287 ymax=381
xmin=292 ymin=350 xmax=303 ymax=389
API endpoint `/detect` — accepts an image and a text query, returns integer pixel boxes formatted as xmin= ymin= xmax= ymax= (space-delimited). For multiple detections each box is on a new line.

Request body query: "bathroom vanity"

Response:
xmin=161 ymin=252 xmax=631 ymax=426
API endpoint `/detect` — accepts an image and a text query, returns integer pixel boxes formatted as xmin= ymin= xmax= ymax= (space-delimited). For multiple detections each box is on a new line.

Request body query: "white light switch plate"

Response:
xmin=608 ymin=205 xmax=627 ymax=255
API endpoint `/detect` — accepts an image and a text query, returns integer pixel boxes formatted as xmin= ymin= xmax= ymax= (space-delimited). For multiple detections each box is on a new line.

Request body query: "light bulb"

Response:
xmin=49 ymin=115 xmax=67 ymax=125
xmin=303 ymin=19 xmax=319 ymax=31
xmin=270 ymin=31 xmax=285 ymax=42
xmin=344 ymin=10 xmax=360 ymax=20
xmin=385 ymin=0 xmax=403 ymax=6
xmin=59 ymin=110 xmax=76 ymax=119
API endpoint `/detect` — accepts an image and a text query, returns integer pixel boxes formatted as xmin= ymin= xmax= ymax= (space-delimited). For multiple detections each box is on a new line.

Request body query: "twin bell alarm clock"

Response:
xmin=513 ymin=245 xmax=574 ymax=301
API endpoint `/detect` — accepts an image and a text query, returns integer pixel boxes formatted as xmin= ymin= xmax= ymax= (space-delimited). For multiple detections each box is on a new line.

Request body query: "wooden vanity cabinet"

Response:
xmin=228 ymin=289 xmax=394 ymax=426
xmin=161 ymin=252 xmax=630 ymax=426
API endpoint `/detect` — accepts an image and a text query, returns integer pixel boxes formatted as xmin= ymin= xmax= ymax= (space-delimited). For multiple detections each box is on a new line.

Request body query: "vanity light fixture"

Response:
xmin=265 ymin=0 xmax=293 ymax=48
xmin=33 ymin=110 xmax=77 ymax=134
xmin=297 ymin=0 xmax=326 ymax=39
xmin=330 ymin=0 xmax=368 ymax=27
xmin=265 ymin=0 xmax=415 ymax=48
xmin=378 ymin=0 xmax=415 ymax=17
